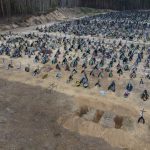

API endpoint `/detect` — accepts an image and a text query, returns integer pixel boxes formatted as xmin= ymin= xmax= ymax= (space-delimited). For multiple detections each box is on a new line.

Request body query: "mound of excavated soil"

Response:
xmin=0 ymin=8 xmax=107 ymax=31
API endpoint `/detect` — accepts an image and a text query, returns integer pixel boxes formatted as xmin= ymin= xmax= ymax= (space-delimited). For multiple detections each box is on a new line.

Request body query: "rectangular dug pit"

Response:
xmin=76 ymin=106 xmax=89 ymax=117
xmin=114 ymin=115 xmax=123 ymax=129
xmin=93 ymin=110 xmax=104 ymax=123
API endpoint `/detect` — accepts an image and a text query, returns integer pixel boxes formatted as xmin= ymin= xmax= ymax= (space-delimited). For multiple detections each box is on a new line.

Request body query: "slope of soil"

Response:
xmin=0 ymin=8 xmax=109 ymax=31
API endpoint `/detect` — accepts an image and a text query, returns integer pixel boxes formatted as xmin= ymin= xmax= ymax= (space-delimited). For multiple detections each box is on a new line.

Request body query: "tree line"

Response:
xmin=0 ymin=0 xmax=150 ymax=17
xmin=80 ymin=0 xmax=150 ymax=10
xmin=0 ymin=0 xmax=59 ymax=17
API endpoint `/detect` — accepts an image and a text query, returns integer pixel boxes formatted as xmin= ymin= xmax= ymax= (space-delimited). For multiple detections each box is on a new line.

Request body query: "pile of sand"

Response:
xmin=25 ymin=7 xmax=104 ymax=26
xmin=0 ymin=58 xmax=150 ymax=150
xmin=0 ymin=8 xmax=105 ymax=32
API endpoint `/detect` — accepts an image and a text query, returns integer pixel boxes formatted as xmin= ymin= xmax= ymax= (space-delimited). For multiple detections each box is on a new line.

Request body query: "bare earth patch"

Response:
xmin=0 ymin=78 xmax=120 ymax=150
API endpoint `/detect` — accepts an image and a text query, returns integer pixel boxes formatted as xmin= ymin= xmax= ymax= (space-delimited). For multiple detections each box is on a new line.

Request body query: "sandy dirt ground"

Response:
xmin=0 ymin=10 xmax=150 ymax=150
xmin=0 ymin=77 xmax=122 ymax=150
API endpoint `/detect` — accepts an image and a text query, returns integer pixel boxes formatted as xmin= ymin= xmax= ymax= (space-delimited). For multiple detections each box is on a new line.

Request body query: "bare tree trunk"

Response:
xmin=0 ymin=0 xmax=150 ymax=17
xmin=0 ymin=0 xmax=4 ymax=16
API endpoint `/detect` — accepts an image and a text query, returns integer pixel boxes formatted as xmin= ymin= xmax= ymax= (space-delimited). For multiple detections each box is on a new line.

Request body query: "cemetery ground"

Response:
xmin=0 ymin=9 xmax=150 ymax=150
xmin=0 ymin=56 xmax=150 ymax=150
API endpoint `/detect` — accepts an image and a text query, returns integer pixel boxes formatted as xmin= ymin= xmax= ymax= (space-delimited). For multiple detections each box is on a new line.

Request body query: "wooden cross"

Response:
xmin=140 ymin=108 xmax=146 ymax=117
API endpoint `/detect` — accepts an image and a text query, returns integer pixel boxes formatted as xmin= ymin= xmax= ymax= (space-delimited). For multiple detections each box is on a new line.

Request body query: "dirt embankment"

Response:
xmin=0 ymin=8 xmax=108 ymax=32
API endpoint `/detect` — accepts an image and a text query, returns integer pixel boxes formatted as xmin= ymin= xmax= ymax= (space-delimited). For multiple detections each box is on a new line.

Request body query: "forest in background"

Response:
xmin=80 ymin=0 xmax=150 ymax=10
xmin=0 ymin=0 xmax=150 ymax=17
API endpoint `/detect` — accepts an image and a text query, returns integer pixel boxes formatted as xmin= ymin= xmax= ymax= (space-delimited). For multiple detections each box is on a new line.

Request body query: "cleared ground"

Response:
xmin=0 ymin=78 xmax=120 ymax=150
